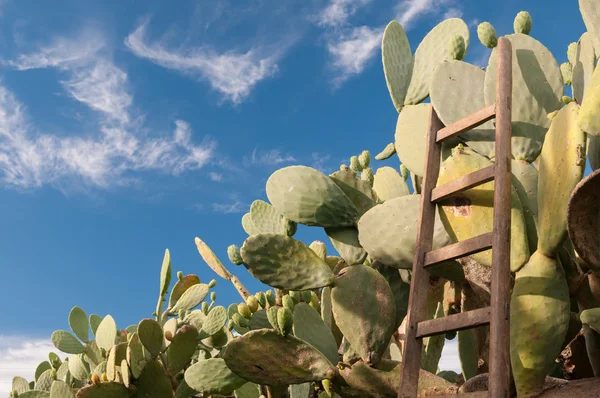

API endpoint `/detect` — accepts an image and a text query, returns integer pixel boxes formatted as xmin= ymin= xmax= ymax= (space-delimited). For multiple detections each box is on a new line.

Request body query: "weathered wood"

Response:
xmin=488 ymin=36 xmax=513 ymax=398
xmin=436 ymin=104 xmax=496 ymax=143
xmin=424 ymin=233 xmax=493 ymax=267
xmin=416 ymin=307 xmax=491 ymax=338
xmin=434 ymin=392 xmax=489 ymax=398
xmin=431 ymin=165 xmax=495 ymax=203
xmin=398 ymin=108 xmax=444 ymax=398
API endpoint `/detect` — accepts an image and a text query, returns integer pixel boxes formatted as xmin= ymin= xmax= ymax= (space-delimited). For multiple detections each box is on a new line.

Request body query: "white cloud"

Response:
xmin=124 ymin=22 xmax=281 ymax=104
xmin=209 ymin=172 xmax=222 ymax=182
xmin=443 ymin=7 xmax=463 ymax=19
xmin=249 ymin=148 xmax=296 ymax=166
xmin=327 ymin=25 xmax=383 ymax=84
xmin=316 ymin=0 xmax=373 ymax=27
xmin=311 ymin=152 xmax=331 ymax=173
xmin=0 ymin=336 xmax=54 ymax=396
xmin=212 ymin=201 xmax=246 ymax=214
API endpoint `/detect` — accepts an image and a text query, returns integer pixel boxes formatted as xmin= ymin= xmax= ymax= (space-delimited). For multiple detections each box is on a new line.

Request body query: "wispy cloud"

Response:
xmin=248 ymin=148 xmax=296 ymax=166
xmin=0 ymin=336 xmax=54 ymax=396
xmin=327 ymin=26 xmax=383 ymax=85
xmin=443 ymin=7 xmax=463 ymax=19
xmin=209 ymin=172 xmax=222 ymax=182
xmin=212 ymin=201 xmax=247 ymax=214
xmin=311 ymin=152 xmax=332 ymax=173
xmin=315 ymin=0 xmax=373 ymax=28
xmin=124 ymin=22 xmax=283 ymax=104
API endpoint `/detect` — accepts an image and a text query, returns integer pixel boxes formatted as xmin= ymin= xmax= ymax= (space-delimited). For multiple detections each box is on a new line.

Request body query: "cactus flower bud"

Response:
xmin=567 ymin=42 xmax=577 ymax=65
xmin=448 ymin=35 xmax=466 ymax=60
xmin=358 ymin=150 xmax=371 ymax=169
xmin=277 ymin=307 xmax=293 ymax=336
xmin=560 ymin=62 xmax=572 ymax=86
xmin=361 ymin=167 xmax=374 ymax=186
xmin=238 ymin=303 xmax=252 ymax=319
xmin=349 ymin=155 xmax=362 ymax=172
xmin=210 ymin=291 xmax=217 ymax=302
xmin=177 ymin=271 xmax=183 ymax=280
xmin=513 ymin=11 xmax=532 ymax=34
xmin=208 ymin=279 xmax=217 ymax=288
xmin=400 ymin=164 xmax=409 ymax=180
xmin=246 ymin=296 xmax=259 ymax=313
xmin=562 ymin=96 xmax=572 ymax=104
xmin=477 ymin=22 xmax=497 ymax=48
xmin=202 ymin=302 xmax=209 ymax=314
xmin=255 ymin=292 xmax=267 ymax=308
xmin=265 ymin=290 xmax=276 ymax=306
xmin=266 ymin=307 xmax=280 ymax=332
xmin=227 ymin=245 xmax=243 ymax=265
xmin=282 ymin=217 xmax=297 ymax=237
xmin=282 ymin=295 xmax=295 ymax=310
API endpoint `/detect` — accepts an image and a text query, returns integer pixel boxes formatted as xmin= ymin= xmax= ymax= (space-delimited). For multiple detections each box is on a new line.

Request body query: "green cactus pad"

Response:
xmin=382 ymin=20 xmax=413 ymax=112
xmin=106 ymin=344 xmax=118 ymax=381
xmin=484 ymin=34 xmax=563 ymax=161
xmin=169 ymin=283 xmax=209 ymax=314
xmin=477 ymin=22 xmax=497 ymax=48
xmin=68 ymin=306 xmax=89 ymax=343
xmin=234 ymin=383 xmax=261 ymax=398
xmin=67 ymin=354 xmax=88 ymax=381
xmin=266 ymin=166 xmax=358 ymax=227
xmin=510 ymin=251 xmax=570 ymax=397
xmin=12 ymin=377 xmax=29 ymax=394
xmin=357 ymin=195 xmax=450 ymax=269
xmin=329 ymin=168 xmax=376 ymax=216
xmin=73 ymin=383 xmax=129 ymax=398
xmin=372 ymin=262 xmax=410 ymax=330
xmin=309 ymin=240 xmax=327 ymax=260
xmin=512 ymin=160 xmax=539 ymax=252
xmin=581 ymin=308 xmax=600 ymax=333
xmin=430 ymin=60 xmax=497 ymax=160
xmin=126 ymin=332 xmax=145 ymax=379
xmin=573 ymin=33 xmax=596 ymax=104
xmin=538 ymin=102 xmax=586 ymax=256
xmin=203 ymin=306 xmax=228 ymax=336
xmin=136 ymin=359 xmax=173 ymax=398
xmin=34 ymin=362 xmax=51 ymax=382
xmin=290 ymin=383 xmax=312 ymax=398
xmin=331 ymin=265 xmax=395 ymax=366
xmin=437 ymin=147 xmax=530 ymax=271
xmin=249 ymin=309 xmax=272 ymax=330
xmin=372 ymin=166 xmax=409 ymax=201
xmin=513 ymin=11 xmax=532 ymax=34
xmin=292 ymin=303 xmax=339 ymax=365
xmin=421 ymin=302 xmax=445 ymax=373
xmin=50 ymin=330 xmax=84 ymax=355
xmin=49 ymin=380 xmax=74 ymax=398
xmin=240 ymin=234 xmax=334 ymax=290
xmin=457 ymin=328 xmax=479 ymax=381
xmin=166 ymin=325 xmax=199 ymax=374
xmin=89 ymin=314 xmax=102 ymax=337
xmin=579 ymin=0 xmax=600 ymax=54
xmin=375 ymin=143 xmax=396 ymax=160
xmin=137 ymin=318 xmax=163 ymax=358
xmin=405 ymin=18 xmax=469 ymax=105
xmin=195 ymin=237 xmax=232 ymax=280
xmin=578 ymin=64 xmax=600 ymax=136
xmin=324 ymin=227 xmax=367 ymax=265
xmin=169 ymin=274 xmax=200 ymax=307
xmin=242 ymin=212 xmax=260 ymax=235
xmin=158 ymin=248 xmax=171 ymax=299
xmin=35 ymin=369 xmax=53 ymax=391
xmin=222 ymin=329 xmax=337 ymax=385
xmin=250 ymin=200 xmax=284 ymax=234
xmin=15 ymin=392 xmax=50 ymax=398
xmin=95 ymin=315 xmax=117 ymax=353
xmin=394 ymin=104 xmax=430 ymax=176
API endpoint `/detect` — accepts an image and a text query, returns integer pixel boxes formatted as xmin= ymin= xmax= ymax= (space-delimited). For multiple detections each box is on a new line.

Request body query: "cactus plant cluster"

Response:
xmin=11 ymin=3 xmax=600 ymax=398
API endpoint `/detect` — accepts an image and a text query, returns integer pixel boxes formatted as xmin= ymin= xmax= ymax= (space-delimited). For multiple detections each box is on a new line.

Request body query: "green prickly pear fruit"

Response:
xmin=210 ymin=292 xmax=216 ymax=302
xmin=560 ymin=62 xmax=573 ymax=86
xmin=567 ymin=42 xmax=577 ymax=65
xmin=562 ymin=96 xmax=572 ymax=104
xmin=350 ymin=156 xmax=362 ymax=172
xmin=178 ymin=309 xmax=186 ymax=320
xmin=266 ymin=306 xmax=280 ymax=332
xmin=302 ymin=291 xmax=312 ymax=304
xmin=265 ymin=290 xmax=276 ymax=306
xmin=309 ymin=241 xmax=327 ymax=260
xmin=400 ymin=164 xmax=409 ymax=180
xmin=246 ymin=296 xmax=259 ymax=313
xmin=202 ymin=302 xmax=209 ymax=314
xmin=282 ymin=295 xmax=295 ymax=310
xmin=290 ymin=290 xmax=301 ymax=304
xmin=227 ymin=245 xmax=243 ymax=265
xmin=238 ymin=303 xmax=252 ymax=319
xmin=101 ymin=373 xmax=108 ymax=382
xmin=358 ymin=150 xmax=371 ymax=169
xmin=477 ymin=22 xmax=497 ymax=48
xmin=255 ymin=292 xmax=267 ymax=308
xmin=232 ymin=313 xmax=250 ymax=329
xmin=375 ymin=143 xmax=396 ymax=160
xmin=340 ymin=164 xmax=349 ymax=171
xmin=282 ymin=217 xmax=298 ymax=236
xmin=277 ymin=307 xmax=293 ymax=336
xmin=448 ymin=35 xmax=466 ymax=60
xmin=361 ymin=167 xmax=374 ymax=186
xmin=208 ymin=279 xmax=217 ymax=288
xmin=177 ymin=271 xmax=183 ymax=280
xmin=513 ymin=11 xmax=532 ymax=34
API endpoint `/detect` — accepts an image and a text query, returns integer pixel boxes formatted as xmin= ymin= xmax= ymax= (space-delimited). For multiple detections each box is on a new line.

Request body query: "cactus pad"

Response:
xmin=266 ymin=166 xmax=358 ymax=227
xmin=329 ymin=168 xmax=376 ymax=216
xmin=512 ymin=160 xmax=539 ymax=252
xmin=405 ymin=18 xmax=469 ymax=105
xmin=573 ymin=33 xmax=596 ymax=105
xmin=195 ymin=237 xmax=232 ymax=280
xmin=372 ymin=262 xmax=410 ymax=330
xmin=51 ymin=330 xmax=84 ymax=355
xmin=331 ymin=265 xmax=395 ymax=366
xmin=510 ymin=251 xmax=570 ymax=397
xmin=437 ymin=147 xmax=530 ymax=271
xmin=375 ymin=143 xmax=396 ymax=160
xmin=169 ymin=283 xmax=209 ymax=314
xmin=222 ymin=329 xmax=337 ymax=385
xmin=325 ymin=227 xmax=367 ymax=265
xmin=372 ymin=166 xmax=409 ymax=201
xmin=95 ymin=315 xmax=117 ymax=353
xmin=250 ymin=200 xmax=284 ymax=234
xmin=68 ymin=306 xmax=89 ymax=343
xmin=74 ymin=383 xmax=129 ymax=398
xmin=579 ymin=62 xmax=600 ymax=136
xmin=167 ymin=325 xmax=199 ymax=374
xmin=292 ymin=303 xmax=339 ymax=366
xmin=241 ymin=234 xmax=334 ymax=290
xmin=242 ymin=213 xmax=260 ymax=235
xmin=394 ymin=104 xmax=430 ymax=176
xmin=484 ymin=34 xmax=563 ymax=162
xmin=581 ymin=308 xmax=600 ymax=333
xmin=136 ymin=359 xmax=173 ymax=398
xmin=126 ymin=332 xmax=145 ymax=379
xmin=579 ymin=0 xmax=600 ymax=54
xmin=382 ymin=20 xmax=413 ymax=112
xmin=169 ymin=275 xmax=200 ymax=307
xmin=184 ymin=358 xmax=247 ymax=395
xmin=457 ymin=328 xmax=478 ymax=381
xmin=538 ymin=102 xmax=586 ymax=256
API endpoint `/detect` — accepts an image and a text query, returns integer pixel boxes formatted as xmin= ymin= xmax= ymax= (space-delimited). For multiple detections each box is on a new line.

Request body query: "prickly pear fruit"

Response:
xmin=513 ymin=11 xmax=532 ymax=34
xmin=210 ymin=292 xmax=216 ymax=302
xmin=375 ymin=143 xmax=396 ymax=160
xmin=265 ymin=290 xmax=276 ymax=306
xmin=238 ymin=303 xmax=252 ymax=320
xmin=277 ymin=308 xmax=293 ymax=336
xmin=448 ymin=35 xmax=466 ymax=60
xmin=282 ymin=217 xmax=297 ymax=237
xmin=567 ymin=42 xmax=577 ymax=65
xmin=208 ymin=279 xmax=217 ymax=288
xmin=266 ymin=307 xmax=280 ymax=333
xmin=477 ymin=22 xmax=497 ymax=48
xmin=358 ymin=150 xmax=370 ymax=169
xmin=350 ymin=156 xmax=361 ymax=172
xmin=289 ymin=290 xmax=301 ymax=304
xmin=361 ymin=167 xmax=374 ymax=186
xmin=177 ymin=271 xmax=183 ymax=280
xmin=227 ymin=245 xmax=243 ymax=265
xmin=246 ymin=296 xmax=259 ymax=313
xmin=562 ymin=95 xmax=572 ymax=104
xmin=400 ymin=164 xmax=409 ymax=180
xmin=91 ymin=373 xmax=100 ymax=385
xmin=282 ymin=295 xmax=295 ymax=310
xmin=309 ymin=241 xmax=327 ymax=260
xmin=255 ymin=292 xmax=267 ymax=308
xmin=561 ymin=62 xmax=573 ymax=85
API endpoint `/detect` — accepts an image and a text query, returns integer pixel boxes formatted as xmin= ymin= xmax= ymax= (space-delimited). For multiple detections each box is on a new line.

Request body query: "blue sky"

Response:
xmin=0 ymin=0 xmax=590 ymax=390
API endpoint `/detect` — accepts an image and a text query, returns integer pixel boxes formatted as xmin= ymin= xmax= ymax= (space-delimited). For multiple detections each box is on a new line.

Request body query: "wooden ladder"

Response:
xmin=398 ymin=37 xmax=513 ymax=398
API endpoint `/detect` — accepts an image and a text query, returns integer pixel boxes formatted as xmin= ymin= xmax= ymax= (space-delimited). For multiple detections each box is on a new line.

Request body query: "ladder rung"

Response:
xmin=431 ymin=165 xmax=495 ymax=203
xmin=424 ymin=232 xmax=493 ymax=267
xmin=436 ymin=104 xmax=496 ymax=142
xmin=416 ymin=307 xmax=491 ymax=338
